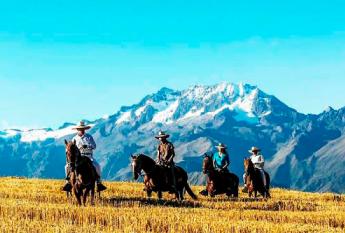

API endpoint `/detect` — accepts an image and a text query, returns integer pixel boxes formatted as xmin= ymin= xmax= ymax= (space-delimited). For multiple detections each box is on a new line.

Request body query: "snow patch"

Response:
xmin=0 ymin=124 xmax=89 ymax=142
xmin=116 ymin=112 xmax=132 ymax=125
xmin=152 ymin=100 xmax=179 ymax=124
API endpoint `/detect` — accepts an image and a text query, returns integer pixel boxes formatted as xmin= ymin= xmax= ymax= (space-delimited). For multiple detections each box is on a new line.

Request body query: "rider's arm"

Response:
xmin=213 ymin=156 xmax=217 ymax=169
xmin=157 ymin=145 xmax=161 ymax=162
xmin=222 ymin=161 xmax=228 ymax=170
xmin=259 ymin=155 xmax=265 ymax=167
xmin=222 ymin=155 xmax=230 ymax=169
xmin=88 ymin=135 xmax=96 ymax=150
xmin=168 ymin=144 xmax=175 ymax=163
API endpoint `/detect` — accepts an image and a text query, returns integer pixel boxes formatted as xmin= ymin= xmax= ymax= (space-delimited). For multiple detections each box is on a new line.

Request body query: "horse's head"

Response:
xmin=202 ymin=154 xmax=213 ymax=174
xmin=244 ymin=157 xmax=254 ymax=174
xmin=64 ymin=139 xmax=80 ymax=164
xmin=131 ymin=154 xmax=142 ymax=180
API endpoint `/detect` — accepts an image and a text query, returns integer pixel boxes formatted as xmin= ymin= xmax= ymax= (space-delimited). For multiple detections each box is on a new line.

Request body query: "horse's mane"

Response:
xmin=137 ymin=154 xmax=156 ymax=166
xmin=244 ymin=158 xmax=255 ymax=172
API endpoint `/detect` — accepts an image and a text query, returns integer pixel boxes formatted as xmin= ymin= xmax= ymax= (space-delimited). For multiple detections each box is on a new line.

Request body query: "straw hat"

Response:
xmin=215 ymin=143 xmax=227 ymax=149
xmin=249 ymin=146 xmax=261 ymax=153
xmin=155 ymin=131 xmax=170 ymax=139
xmin=73 ymin=121 xmax=91 ymax=130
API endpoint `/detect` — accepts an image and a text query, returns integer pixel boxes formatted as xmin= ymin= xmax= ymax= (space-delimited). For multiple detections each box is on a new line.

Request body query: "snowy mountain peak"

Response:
xmin=114 ymin=82 xmax=272 ymax=126
xmin=1 ymin=82 xmax=277 ymax=141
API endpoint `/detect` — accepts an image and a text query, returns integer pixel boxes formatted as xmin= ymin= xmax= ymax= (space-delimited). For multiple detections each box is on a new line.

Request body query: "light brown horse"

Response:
xmin=65 ymin=140 xmax=96 ymax=206
xmin=201 ymin=154 xmax=239 ymax=198
xmin=131 ymin=154 xmax=197 ymax=201
xmin=244 ymin=158 xmax=271 ymax=198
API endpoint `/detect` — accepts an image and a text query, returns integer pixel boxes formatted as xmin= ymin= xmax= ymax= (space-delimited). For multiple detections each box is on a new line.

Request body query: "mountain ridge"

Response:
xmin=0 ymin=82 xmax=344 ymax=193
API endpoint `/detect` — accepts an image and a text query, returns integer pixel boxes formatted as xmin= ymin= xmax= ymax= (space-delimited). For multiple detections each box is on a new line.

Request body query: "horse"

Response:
xmin=131 ymin=154 xmax=197 ymax=201
xmin=65 ymin=140 xmax=97 ymax=206
xmin=201 ymin=154 xmax=239 ymax=198
xmin=244 ymin=158 xmax=271 ymax=198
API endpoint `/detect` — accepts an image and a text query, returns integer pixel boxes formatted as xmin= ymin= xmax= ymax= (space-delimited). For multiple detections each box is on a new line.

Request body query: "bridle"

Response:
xmin=132 ymin=155 xmax=156 ymax=179
xmin=203 ymin=155 xmax=214 ymax=174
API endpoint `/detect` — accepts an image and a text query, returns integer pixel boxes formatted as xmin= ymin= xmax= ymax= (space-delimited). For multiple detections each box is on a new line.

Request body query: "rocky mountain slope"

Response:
xmin=0 ymin=82 xmax=344 ymax=193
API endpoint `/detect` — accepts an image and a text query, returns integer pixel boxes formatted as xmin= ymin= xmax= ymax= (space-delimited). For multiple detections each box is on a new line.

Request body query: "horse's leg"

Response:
xmin=208 ymin=181 xmax=215 ymax=197
xmin=179 ymin=189 xmax=184 ymax=201
xmin=265 ymin=172 xmax=271 ymax=198
xmin=176 ymin=185 xmax=183 ymax=201
xmin=83 ymin=188 xmax=90 ymax=206
xmin=157 ymin=191 xmax=162 ymax=200
xmin=230 ymin=178 xmax=239 ymax=198
xmin=90 ymin=186 xmax=95 ymax=206
xmin=233 ymin=187 xmax=239 ymax=198
xmin=146 ymin=183 xmax=152 ymax=198
xmin=147 ymin=189 xmax=152 ymax=198
xmin=74 ymin=188 xmax=82 ymax=206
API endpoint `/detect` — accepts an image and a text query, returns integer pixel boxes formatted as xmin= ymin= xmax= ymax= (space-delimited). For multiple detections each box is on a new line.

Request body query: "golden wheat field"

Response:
xmin=0 ymin=178 xmax=344 ymax=233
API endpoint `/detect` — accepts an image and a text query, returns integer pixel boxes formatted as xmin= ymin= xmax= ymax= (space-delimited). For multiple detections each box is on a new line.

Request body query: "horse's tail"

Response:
xmin=185 ymin=182 xmax=197 ymax=200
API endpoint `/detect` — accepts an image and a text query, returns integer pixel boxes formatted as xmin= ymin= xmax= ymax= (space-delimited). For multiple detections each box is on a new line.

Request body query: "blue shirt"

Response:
xmin=213 ymin=152 xmax=230 ymax=169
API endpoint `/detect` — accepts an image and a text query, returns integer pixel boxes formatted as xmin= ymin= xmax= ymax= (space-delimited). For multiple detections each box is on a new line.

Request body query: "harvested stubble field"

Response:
xmin=0 ymin=178 xmax=344 ymax=233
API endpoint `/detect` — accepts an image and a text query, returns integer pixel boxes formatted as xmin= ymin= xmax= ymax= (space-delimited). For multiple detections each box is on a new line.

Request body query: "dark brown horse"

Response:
xmin=65 ymin=140 xmax=96 ymax=206
xmin=201 ymin=154 xmax=239 ymax=198
xmin=244 ymin=158 xmax=271 ymax=198
xmin=131 ymin=154 xmax=197 ymax=201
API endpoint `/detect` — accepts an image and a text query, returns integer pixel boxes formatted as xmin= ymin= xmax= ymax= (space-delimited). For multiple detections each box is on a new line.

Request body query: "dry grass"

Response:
xmin=0 ymin=177 xmax=344 ymax=233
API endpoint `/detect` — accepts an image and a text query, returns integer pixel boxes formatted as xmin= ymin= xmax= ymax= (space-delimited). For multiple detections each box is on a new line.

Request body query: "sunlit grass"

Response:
xmin=0 ymin=178 xmax=344 ymax=232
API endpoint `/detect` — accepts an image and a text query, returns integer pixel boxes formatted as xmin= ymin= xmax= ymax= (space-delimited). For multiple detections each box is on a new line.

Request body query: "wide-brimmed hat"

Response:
xmin=215 ymin=143 xmax=227 ymax=149
xmin=73 ymin=121 xmax=91 ymax=130
xmin=249 ymin=146 xmax=261 ymax=153
xmin=155 ymin=131 xmax=170 ymax=139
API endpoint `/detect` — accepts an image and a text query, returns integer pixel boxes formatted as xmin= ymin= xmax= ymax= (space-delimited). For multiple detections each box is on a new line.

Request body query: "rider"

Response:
xmin=213 ymin=143 xmax=230 ymax=173
xmin=155 ymin=131 xmax=177 ymax=192
xmin=200 ymin=143 xmax=230 ymax=196
xmin=243 ymin=146 xmax=266 ymax=192
xmin=63 ymin=121 xmax=107 ymax=192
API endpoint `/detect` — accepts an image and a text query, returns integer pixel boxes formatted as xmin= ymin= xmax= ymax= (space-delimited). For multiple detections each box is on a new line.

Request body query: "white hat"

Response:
xmin=155 ymin=131 xmax=170 ymax=139
xmin=73 ymin=121 xmax=91 ymax=130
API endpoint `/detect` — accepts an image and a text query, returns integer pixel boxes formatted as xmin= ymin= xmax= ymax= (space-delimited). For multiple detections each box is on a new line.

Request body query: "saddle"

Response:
xmin=157 ymin=163 xmax=176 ymax=188
xmin=213 ymin=169 xmax=233 ymax=188
xmin=69 ymin=157 xmax=96 ymax=180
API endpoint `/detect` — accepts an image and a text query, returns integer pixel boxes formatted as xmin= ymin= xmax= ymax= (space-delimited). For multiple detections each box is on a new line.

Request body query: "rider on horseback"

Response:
xmin=155 ymin=131 xmax=177 ymax=192
xmin=213 ymin=143 xmax=230 ymax=173
xmin=200 ymin=143 xmax=230 ymax=196
xmin=243 ymin=146 xmax=266 ymax=192
xmin=63 ymin=121 xmax=107 ymax=192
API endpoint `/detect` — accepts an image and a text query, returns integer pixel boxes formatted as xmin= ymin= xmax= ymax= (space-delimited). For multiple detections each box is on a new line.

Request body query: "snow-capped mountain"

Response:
xmin=0 ymin=82 xmax=344 ymax=193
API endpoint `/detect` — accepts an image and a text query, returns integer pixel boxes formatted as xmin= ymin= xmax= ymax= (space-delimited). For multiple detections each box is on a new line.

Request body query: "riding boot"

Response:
xmin=169 ymin=165 xmax=177 ymax=193
xmin=62 ymin=174 xmax=72 ymax=192
xmin=260 ymin=170 xmax=267 ymax=188
xmin=62 ymin=180 xmax=72 ymax=192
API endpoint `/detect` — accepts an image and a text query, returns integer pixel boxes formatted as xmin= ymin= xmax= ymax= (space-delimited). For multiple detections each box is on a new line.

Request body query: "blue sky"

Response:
xmin=1 ymin=1 xmax=345 ymax=129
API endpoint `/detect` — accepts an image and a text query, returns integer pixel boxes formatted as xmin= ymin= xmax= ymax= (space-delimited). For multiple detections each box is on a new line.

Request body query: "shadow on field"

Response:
xmin=204 ymin=197 xmax=268 ymax=203
xmin=101 ymin=196 xmax=202 ymax=208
